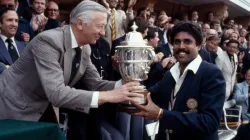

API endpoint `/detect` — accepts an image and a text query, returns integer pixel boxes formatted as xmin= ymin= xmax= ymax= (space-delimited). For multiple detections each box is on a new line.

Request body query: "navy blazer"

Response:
xmin=149 ymin=61 xmax=226 ymax=140
xmin=0 ymin=39 xmax=26 ymax=65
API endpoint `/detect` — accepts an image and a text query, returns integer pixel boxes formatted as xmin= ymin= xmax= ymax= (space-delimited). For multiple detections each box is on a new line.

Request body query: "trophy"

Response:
xmin=115 ymin=22 xmax=155 ymax=110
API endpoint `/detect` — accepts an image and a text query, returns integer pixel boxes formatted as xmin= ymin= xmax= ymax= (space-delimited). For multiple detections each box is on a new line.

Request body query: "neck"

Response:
xmin=71 ymin=24 xmax=87 ymax=46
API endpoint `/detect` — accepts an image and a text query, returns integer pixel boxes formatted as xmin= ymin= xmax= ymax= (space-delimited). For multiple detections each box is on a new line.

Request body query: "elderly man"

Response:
xmin=0 ymin=0 xmax=142 ymax=125
xmin=131 ymin=21 xmax=226 ymax=140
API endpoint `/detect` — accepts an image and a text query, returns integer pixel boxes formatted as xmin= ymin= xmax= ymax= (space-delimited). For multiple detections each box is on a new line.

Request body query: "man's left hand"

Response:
xmin=131 ymin=93 xmax=162 ymax=120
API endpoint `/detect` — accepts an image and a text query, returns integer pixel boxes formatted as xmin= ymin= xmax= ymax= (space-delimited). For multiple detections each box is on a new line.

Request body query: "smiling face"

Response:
xmin=173 ymin=32 xmax=200 ymax=67
xmin=0 ymin=10 xmax=18 ymax=38
xmin=76 ymin=11 xmax=107 ymax=45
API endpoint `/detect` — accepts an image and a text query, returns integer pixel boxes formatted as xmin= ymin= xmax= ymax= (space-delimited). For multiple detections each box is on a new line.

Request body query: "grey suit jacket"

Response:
xmin=0 ymin=25 xmax=115 ymax=121
xmin=103 ymin=9 xmax=133 ymax=47
xmin=233 ymin=81 xmax=250 ymax=121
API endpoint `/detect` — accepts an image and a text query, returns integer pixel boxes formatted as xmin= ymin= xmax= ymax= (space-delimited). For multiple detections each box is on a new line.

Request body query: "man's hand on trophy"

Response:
xmin=154 ymin=52 xmax=164 ymax=62
xmin=130 ymin=93 xmax=163 ymax=120
xmin=98 ymin=81 xmax=144 ymax=105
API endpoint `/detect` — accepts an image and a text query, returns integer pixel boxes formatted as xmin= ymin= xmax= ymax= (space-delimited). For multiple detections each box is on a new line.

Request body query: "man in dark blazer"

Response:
xmin=0 ymin=7 xmax=26 ymax=66
xmin=131 ymin=21 xmax=226 ymax=140
xmin=0 ymin=0 xmax=142 ymax=124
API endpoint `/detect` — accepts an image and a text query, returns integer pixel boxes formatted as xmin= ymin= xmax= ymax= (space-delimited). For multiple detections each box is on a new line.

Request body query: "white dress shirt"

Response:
xmin=69 ymin=27 xmax=121 ymax=108
xmin=169 ymin=55 xmax=202 ymax=110
xmin=0 ymin=34 xmax=20 ymax=56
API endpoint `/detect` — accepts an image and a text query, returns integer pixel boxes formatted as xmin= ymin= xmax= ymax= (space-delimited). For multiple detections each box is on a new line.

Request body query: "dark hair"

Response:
xmin=137 ymin=7 xmax=147 ymax=17
xmin=146 ymin=27 xmax=158 ymax=40
xmin=128 ymin=17 xmax=148 ymax=34
xmin=170 ymin=21 xmax=203 ymax=45
xmin=0 ymin=6 xmax=15 ymax=23
xmin=226 ymin=39 xmax=240 ymax=47
xmin=245 ymin=32 xmax=250 ymax=40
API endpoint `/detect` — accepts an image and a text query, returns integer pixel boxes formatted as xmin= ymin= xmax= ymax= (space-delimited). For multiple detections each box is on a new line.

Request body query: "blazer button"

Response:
xmin=168 ymin=129 xmax=173 ymax=134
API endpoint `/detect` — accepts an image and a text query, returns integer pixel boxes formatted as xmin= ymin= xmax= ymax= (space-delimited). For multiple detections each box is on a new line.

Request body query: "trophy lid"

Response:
xmin=117 ymin=22 xmax=148 ymax=47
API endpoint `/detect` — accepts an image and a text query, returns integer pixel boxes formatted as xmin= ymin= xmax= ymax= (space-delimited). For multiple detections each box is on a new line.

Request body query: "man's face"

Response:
xmin=149 ymin=32 xmax=159 ymax=48
xmin=228 ymin=20 xmax=234 ymax=26
xmin=202 ymin=24 xmax=210 ymax=33
xmin=0 ymin=0 xmax=16 ymax=9
xmin=229 ymin=33 xmax=238 ymax=40
xmin=206 ymin=29 xmax=217 ymax=38
xmin=32 ymin=0 xmax=46 ymax=14
xmin=213 ymin=24 xmax=220 ymax=32
xmin=106 ymin=0 xmax=118 ymax=9
xmin=225 ymin=42 xmax=238 ymax=55
xmin=47 ymin=2 xmax=59 ymax=19
xmin=0 ymin=10 xmax=18 ymax=38
xmin=118 ymin=0 xmax=124 ymax=8
xmin=206 ymin=40 xmax=219 ymax=52
xmin=192 ymin=11 xmax=198 ymax=21
xmin=148 ymin=18 xmax=154 ymax=27
xmin=80 ymin=12 xmax=107 ymax=45
xmin=240 ymin=29 xmax=247 ymax=37
xmin=173 ymin=32 xmax=200 ymax=65
xmin=208 ymin=13 xmax=214 ymax=21
xmin=245 ymin=70 xmax=250 ymax=85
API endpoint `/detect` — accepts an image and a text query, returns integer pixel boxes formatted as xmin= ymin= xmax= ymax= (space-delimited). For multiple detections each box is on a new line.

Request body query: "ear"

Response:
xmin=76 ymin=18 xmax=83 ymax=31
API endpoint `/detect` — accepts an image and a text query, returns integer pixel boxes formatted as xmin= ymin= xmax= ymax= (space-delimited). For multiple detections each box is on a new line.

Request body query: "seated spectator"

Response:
xmin=0 ymin=0 xmax=34 ymax=42
xmin=202 ymin=23 xmax=210 ymax=34
xmin=0 ymin=7 xmax=26 ymax=66
xmin=233 ymin=69 xmax=250 ymax=122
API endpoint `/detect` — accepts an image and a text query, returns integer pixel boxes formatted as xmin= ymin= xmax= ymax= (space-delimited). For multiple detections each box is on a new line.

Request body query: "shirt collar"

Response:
xmin=170 ymin=55 xmax=202 ymax=82
xmin=70 ymin=26 xmax=78 ymax=49
xmin=0 ymin=34 xmax=14 ymax=43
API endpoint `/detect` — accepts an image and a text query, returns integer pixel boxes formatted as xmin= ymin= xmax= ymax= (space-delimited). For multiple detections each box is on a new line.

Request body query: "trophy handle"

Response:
xmin=147 ymin=48 xmax=156 ymax=65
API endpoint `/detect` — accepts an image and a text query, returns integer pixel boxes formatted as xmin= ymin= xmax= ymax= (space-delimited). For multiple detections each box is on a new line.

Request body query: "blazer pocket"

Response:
xmin=2 ymin=84 xmax=28 ymax=110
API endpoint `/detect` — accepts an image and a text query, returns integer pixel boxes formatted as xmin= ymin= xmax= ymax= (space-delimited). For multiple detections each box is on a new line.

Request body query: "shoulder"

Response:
xmin=199 ymin=61 xmax=224 ymax=77
xmin=15 ymin=40 xmax=26 ymax=47
xmin=236 ymin=82 xmax=245 ymax=88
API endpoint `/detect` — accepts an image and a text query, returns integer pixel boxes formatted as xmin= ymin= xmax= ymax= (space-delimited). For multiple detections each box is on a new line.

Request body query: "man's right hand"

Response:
xmin=98 ymin=81 xmax=144 ymax=105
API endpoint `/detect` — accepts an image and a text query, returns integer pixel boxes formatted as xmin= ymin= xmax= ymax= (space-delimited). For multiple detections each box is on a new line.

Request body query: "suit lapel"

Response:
xmin=62 ymin=25 xmax=73 ymax=85
xmin=0 ymin=38 xmax=13 ymax=64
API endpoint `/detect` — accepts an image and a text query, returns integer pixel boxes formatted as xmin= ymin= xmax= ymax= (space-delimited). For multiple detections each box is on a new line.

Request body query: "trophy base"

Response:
xmin=119 ymin=90 xmax=148 ymax=113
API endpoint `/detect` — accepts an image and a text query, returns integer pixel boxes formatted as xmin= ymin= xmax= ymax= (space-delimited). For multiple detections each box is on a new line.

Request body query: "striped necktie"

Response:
xmin=111 ymin=9 xmax=116 ymax=41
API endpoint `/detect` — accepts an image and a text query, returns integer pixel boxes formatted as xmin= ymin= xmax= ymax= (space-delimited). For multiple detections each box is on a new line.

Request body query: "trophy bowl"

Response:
xmin=115 ymin=23 xmax=155 ymax=112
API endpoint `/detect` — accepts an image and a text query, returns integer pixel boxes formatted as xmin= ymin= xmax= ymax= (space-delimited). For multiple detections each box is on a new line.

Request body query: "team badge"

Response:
xmin=187 ymin=98 xmax=198 ymax=112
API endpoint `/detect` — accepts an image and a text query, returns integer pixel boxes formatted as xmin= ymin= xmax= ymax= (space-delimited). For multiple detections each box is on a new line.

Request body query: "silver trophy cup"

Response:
xmin=116 ymin=22 xmax=155 ymax=107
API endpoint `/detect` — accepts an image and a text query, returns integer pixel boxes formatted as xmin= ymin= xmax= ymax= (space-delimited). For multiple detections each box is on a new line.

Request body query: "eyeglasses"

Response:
xmin=47 ymin=9 xmax=59 ymax=12
xmin=0 ymin=4 xmax=15 ymax=10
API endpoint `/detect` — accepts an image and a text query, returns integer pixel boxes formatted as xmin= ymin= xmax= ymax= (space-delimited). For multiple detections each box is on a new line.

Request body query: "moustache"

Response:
xmin=175 ymin=49 xmax=190 ymax=55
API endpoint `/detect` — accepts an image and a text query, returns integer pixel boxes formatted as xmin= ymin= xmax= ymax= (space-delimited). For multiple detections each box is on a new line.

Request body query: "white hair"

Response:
xmin=70 ymin=1 xmax=108 ymax=24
